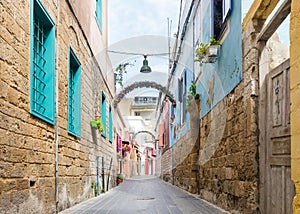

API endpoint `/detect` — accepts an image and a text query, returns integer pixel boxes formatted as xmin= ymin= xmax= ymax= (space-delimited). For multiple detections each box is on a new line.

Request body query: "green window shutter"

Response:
xmin=30 ymin=0 xmax=56 ymax=124
xmin=101 ymin=92 xmax=106 ymax=137
xmin=109 ymin=106 xmax=113 ymax=142
xmin=68 ymin=47 xmax=81 ymax=138
xmin=96 ymin=0 xmax=102 ymax=31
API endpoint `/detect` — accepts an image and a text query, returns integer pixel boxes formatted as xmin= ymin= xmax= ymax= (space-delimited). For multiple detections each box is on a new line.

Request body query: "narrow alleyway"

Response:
xmin=59 ymin=176 xmax=228 ymax=214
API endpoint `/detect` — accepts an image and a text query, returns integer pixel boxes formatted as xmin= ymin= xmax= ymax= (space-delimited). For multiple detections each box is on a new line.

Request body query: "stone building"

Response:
xmin=0 ymin=0 xmax=119 ymax=213
xmin=290 ymin=0 xmax=300 ymax=212
xmin=157 ymin=0 xmax=296 ymax=213
xmin=118 ymin=96 xmax=157 ymax=176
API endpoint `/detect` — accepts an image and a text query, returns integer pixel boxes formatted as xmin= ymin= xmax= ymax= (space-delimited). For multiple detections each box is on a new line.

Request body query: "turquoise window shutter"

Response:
xmin=68 ymin=47 xmax=81 ymax=138
xmin=96 ymin=0 xmax=102 ymax=31
xmin=109 ymin=106 xmax=113 ymax=142
xmin=101 ymin=92 xmax=106 ymax=137
xmin=30 ymin=0 xmax=55 ymax=124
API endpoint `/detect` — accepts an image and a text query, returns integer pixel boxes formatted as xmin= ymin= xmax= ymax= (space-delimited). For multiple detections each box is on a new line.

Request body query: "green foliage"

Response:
xmin=195 ymin=42 xmax=209 ymax=63
xmin=186 ymin=82 xmax=199 ymax=107
xmin=91 ymin=181 xmax=98 ymax=197
xmin=195 ymin=37 xmax=220 ymax=65
xmin=91 ymin=117 xmax=104 ymax=133
xmin=188 ymin=82 xmax=197 ymax=96
xmin=115 ymin=62 xmax=134 ymax=87
xmin=209 ymin=37 xmax=221 ymax=46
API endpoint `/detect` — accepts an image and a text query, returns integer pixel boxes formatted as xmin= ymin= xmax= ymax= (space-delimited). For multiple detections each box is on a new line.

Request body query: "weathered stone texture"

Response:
xmin=169 ymin=99 xmax=200 ymax=194
xmin=0 ymin=0 xmax=116 ymax=213
xmin=196 ymin=18 xmax=261 ymax=213
xmin=161 ymin=148 xmax=172 ymax=182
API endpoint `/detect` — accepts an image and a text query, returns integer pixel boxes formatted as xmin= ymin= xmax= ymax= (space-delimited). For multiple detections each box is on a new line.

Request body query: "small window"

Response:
xmin=101 ymin=92 xmax=106 ymax=137
xmin=30 ymin=0 xmax=55 ymax=124
xmin=180 ymin=70 xmax=187 ymax=125
xmin=135 ymin=112 xmax=141 ymax=116
xmin=68 ymin=47 xmax=81 ymax=137
xmin=109 ymin=105 xmax=113 ymax=142
xmin=95 ymin=0 xmax=102 ymax=32
xmin=213 ymin=0 xmax=231 ymax=39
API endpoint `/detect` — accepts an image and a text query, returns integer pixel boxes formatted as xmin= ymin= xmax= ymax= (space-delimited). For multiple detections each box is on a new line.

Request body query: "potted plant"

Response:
xmin=91 ymin=181 xmax=98 ymax=196
xmin=122 ymin=144 xmax=131 ymax=152
xmin=206 ymin=37 xmax=220 ymax=57
xmin=116 ymin=173 xmax=125 ymax=185
xmin=186 ymin=82 xmax=200 ymax=107
xmin=195 ymin=42 xmax=209 ymax=65
xmin=195 ymin=37 xmax=221 ymax=65
xmin=91 ymin=113 xmax=104 ymax=133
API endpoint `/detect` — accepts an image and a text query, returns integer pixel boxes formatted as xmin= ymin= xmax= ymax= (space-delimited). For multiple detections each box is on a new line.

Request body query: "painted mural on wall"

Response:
xmin=197 ymin=0 xmax=242 ymax=118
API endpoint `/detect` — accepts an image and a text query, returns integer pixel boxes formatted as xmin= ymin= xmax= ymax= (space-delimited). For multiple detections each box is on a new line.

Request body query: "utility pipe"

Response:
xmin=55 ymin=0 xmax=60 ymax=212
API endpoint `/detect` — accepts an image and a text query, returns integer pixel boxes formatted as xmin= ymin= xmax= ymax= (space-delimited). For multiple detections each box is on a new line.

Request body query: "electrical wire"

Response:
xmin=107 ymin=50 xmax=175 ymax=56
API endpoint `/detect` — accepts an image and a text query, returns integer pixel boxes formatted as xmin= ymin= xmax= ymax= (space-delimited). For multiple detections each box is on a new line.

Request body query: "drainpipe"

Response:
xmin=55 ymin=0 xmax=61 ymax=212
xmin=172 ymin=146 xmax=174 ymax=185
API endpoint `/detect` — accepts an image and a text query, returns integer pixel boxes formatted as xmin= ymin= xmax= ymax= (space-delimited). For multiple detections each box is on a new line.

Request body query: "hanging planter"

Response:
xmin=91 ymin=113 xmax=104 ymax=133
xmin=195 ymin=37 xmax=221 ymax=65
xmin=206 ymin=45 xmax=219 ymax=57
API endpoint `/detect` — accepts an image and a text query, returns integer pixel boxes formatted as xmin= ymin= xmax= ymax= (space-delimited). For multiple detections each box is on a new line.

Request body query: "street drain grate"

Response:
xmin=136 ymin=197 xmax=155 ymax=201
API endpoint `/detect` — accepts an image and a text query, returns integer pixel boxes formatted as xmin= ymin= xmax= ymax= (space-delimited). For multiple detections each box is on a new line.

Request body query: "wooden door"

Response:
xmin=260 ymin=59 xmax=295 ymax=214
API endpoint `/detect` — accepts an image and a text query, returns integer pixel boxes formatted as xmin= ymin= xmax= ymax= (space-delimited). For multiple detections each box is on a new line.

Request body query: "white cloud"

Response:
xmin=108 ymin=0 xmax=180 ymax=45
xmin=108 ymin=0 xmax=181 ymax=97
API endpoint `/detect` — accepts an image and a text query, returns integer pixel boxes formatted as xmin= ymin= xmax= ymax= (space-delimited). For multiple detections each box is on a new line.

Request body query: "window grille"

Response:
xmin=33 ymin=18 xmax=47 ymax=115
xmin=30 ymin=0 xmax=55 ymax=124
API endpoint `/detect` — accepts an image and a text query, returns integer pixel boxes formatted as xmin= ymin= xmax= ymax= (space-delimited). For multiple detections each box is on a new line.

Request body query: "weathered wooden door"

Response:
xmin=260 ymin=59 xmax=295 ymax=214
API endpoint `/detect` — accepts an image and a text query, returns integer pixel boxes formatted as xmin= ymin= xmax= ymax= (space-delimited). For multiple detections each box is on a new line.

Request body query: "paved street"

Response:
xmin=59 ymin=176 xmax=228 ymax=214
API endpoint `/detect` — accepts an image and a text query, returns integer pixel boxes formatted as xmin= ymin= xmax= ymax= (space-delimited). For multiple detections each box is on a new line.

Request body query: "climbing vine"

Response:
xmin=115 ymin=62 xmax=135 ymax=87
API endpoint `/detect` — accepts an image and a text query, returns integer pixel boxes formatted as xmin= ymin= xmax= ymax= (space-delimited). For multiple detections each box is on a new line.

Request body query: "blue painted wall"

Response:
xmin=198 ymin=0 xmax=242 ymax=118
xmin=168 ymin=0 xmax=242 ymax=147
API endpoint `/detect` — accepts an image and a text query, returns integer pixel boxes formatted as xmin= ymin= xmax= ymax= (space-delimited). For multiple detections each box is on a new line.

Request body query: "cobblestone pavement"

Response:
xmin=59 ymin=176 xmax=229 ymax=214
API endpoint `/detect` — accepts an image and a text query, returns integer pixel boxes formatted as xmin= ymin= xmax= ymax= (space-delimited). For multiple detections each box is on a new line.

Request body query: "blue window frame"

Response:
xmin=179 ymin=70 xmax=187 ymax=125
xmin=30 ymin=0 xmax=55 ymax=124
xmin=101 ymin=92 xmax=106 ymax=137
xmin=109 ymin=105 xmax=113 ymax=142
xmin=68 ymin=47 xmax=81 ymax=137
xmin=95 ymin=0 xmax=102 ymax=32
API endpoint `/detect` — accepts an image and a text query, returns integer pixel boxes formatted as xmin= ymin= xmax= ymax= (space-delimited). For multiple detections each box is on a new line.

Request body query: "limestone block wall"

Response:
xmin=197 ymin=18 xmax=262 ymax=213
xmin=155 ymin=156 xmax=161 ymax=176
xmin=290 ymin=1 xmax=300 ymax=213
xmin=161 ymin=148 xmax=172 ymax=182
xmin=172 ymin=99 xmax=200 ymax=194
xmin=0 ymin=0 xmax=117 ymax=213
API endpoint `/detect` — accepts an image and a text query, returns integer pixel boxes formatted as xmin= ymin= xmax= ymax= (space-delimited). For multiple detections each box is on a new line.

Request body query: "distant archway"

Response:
xmin=113 ymin=81 xmax=176 ymax=108
xmin=132 ymin=130 xmax=156 ymax=141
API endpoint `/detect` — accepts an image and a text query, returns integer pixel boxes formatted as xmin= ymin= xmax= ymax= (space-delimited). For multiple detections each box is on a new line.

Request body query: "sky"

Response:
xmin=108 ymin=0 xmax=290 ymax=96
xmin=108 ymin=0 xmax=181 ymax=96
xmin=108 ymin=0 xmax=180 ymax=45
xmin=242 ymin=0 xmax=290 ymax=45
